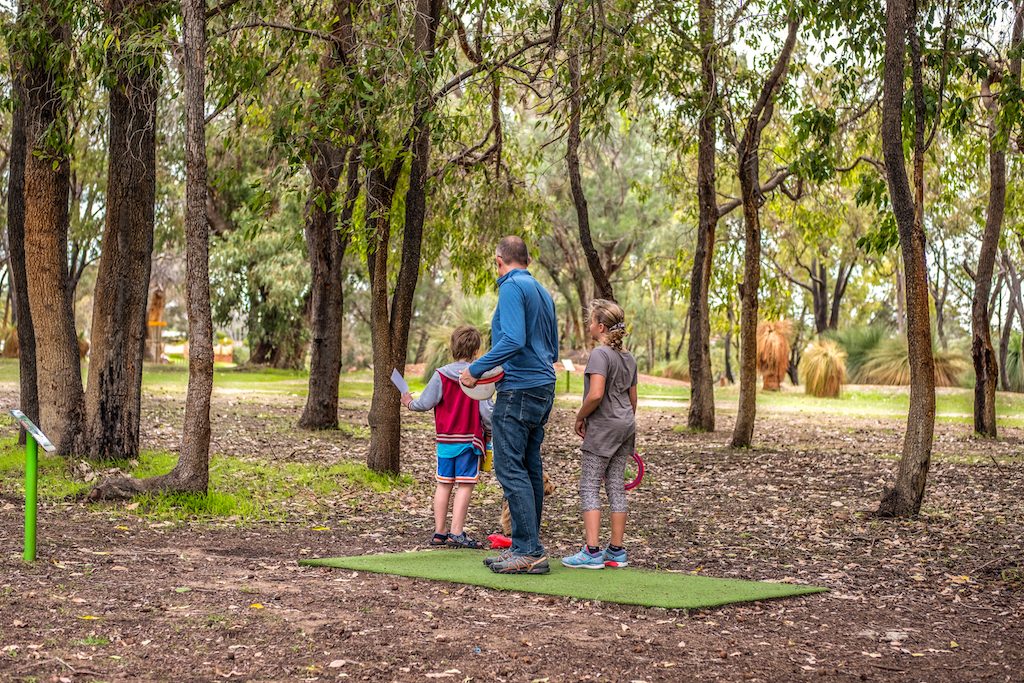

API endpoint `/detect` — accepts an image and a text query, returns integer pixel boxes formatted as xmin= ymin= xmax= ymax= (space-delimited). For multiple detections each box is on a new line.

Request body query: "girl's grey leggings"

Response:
xmin=579 ymin=438 xmax=632 ymax=513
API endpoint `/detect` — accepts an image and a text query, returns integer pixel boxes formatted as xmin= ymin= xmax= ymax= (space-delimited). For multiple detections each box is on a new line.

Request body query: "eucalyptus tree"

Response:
xmin=969 ymin=0 xmax=1022 ymax=438
xmin=83 ymin=0 xmax=172 ymax=459
xmin=13 ymin=0 xmax=85 ymax=454
xmin=4 ymin=1 xmax=39 ymax=444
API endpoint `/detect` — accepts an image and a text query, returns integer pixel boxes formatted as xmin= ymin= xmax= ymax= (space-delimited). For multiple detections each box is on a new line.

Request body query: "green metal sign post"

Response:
xmin=10 ymin=410 xmax=55 ymax=562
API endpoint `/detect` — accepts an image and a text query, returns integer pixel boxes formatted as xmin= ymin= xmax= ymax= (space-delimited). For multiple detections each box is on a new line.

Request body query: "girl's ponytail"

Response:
xmin=590 ymin=299 xmax=627 ymax=351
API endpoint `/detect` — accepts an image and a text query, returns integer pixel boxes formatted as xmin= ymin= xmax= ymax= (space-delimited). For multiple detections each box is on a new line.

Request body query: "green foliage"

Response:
xmin=1006 ymin=332 xmax=1024 ymax=393
xmin=420 ymin=294 xmax=495 ymax=381
xmin=799 ymin=339 xmax=847 ymax=398
xmin=857 ymin=336 xmax=969 ymax=387
xmin=830 ymin=325 xmax=888 ymax=381
xmin=658 ymin=358 xmax=690 ymax=382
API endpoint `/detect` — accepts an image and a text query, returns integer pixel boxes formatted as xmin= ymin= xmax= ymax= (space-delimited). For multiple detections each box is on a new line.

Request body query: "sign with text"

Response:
xmin=561 ymin=359 xmax=576 ymax=373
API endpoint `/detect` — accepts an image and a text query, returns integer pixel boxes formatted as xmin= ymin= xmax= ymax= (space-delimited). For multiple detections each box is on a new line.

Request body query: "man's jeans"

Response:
xmin=492 ymin=384 xmax=556 ymax=557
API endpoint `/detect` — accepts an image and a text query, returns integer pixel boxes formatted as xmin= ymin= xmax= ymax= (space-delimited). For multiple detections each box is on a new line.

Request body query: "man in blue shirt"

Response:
xmin=461 ymin=236 xmax=559 ymax=574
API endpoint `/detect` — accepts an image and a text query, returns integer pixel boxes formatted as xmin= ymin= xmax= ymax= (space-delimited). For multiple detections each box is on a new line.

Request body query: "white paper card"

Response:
xmin=390 ymin=369 xmax=410 ymax=395
xmin=561 ymin=359 xmax=576 ymax=373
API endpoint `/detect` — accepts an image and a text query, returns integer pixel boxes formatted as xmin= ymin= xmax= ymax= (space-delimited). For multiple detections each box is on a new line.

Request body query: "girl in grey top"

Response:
xmin=563 ymin=300 xmax=638 ymax=570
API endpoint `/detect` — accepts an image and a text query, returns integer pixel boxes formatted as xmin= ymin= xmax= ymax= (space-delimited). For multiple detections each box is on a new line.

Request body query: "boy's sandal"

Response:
xmin=429 ymin=533 xmax=449 ymax=546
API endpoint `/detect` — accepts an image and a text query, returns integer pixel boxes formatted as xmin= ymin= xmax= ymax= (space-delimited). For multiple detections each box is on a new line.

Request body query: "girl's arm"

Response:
xmin=575 ymin=373 xmax=606 ymax=438
xmin=629 ymin=384 xmax=638 ymax=414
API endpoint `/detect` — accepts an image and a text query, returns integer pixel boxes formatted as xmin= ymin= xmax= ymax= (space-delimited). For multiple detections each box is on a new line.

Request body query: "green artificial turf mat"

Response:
xmin=300 ymin=550 xmax=826 ymax=609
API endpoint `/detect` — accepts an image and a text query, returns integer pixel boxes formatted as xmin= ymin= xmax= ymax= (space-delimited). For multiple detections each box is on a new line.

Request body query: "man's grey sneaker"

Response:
xmin=483 ymin=549 xmax=515 ymax=567
xmin=489 ymin=553 xmax=550 ymax=575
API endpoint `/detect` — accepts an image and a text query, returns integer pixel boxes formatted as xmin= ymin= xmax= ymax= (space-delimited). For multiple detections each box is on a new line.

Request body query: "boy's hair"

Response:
xmin=450 ymin=325 xmax=482 ymax=360
xmin=589 ymin=299 xmax=627 ymax=351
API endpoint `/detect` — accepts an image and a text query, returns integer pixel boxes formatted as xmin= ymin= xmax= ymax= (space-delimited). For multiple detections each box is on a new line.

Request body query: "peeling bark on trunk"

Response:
xmin=877 ymin=0 xmax=936 ymax=518
xmin=687 ymin=0 xmax=718 ymax=432
xmin=21 ymin=1 xmax=83 ymax=454
xmin=83 ymin=0 xmax=160 ymax=460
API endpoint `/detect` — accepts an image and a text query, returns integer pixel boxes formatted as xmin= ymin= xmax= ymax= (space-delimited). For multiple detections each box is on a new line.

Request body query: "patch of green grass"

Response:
xmin=0 ymin=438 xmax=90 ymax=500
xmin=76 ymin=636 xmax=110 ymax=647
xmin=0 ymin=435 xmax=415 ymax=523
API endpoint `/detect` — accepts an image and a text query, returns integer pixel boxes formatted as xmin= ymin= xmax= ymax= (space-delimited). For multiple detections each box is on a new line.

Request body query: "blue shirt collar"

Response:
xmin=497 ymin=267 xmax=529 ymax=286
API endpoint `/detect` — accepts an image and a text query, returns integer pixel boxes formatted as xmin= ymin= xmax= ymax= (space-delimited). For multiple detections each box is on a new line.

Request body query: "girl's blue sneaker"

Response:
xmin=561 ymin=546 xmax=605 ymax=569
xmin=603 ymin=546 xmax=628 ymax=568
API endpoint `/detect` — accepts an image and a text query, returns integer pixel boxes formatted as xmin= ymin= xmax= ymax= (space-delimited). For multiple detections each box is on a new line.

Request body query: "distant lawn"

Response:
xmin=0 ymin=358 xmax=1022 ymax=427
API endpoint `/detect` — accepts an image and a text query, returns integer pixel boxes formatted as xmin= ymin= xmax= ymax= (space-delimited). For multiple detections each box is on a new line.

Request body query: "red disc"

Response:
xmin=624 ymin=452 xmax=645 ymax=491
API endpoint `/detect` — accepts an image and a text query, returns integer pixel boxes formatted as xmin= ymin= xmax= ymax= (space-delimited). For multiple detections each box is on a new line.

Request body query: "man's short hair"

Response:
xmin=450 ymin=325 xmax=482 ymax=361
xmin=496 ymin=236 xmax=530 ymax=266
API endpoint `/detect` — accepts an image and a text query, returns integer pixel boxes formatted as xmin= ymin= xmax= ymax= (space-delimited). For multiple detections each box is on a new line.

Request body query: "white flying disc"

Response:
xmin=461 ymin=366 xmax=504 ymax=401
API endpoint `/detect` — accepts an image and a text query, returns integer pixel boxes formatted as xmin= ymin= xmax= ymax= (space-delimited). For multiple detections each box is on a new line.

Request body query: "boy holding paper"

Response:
xmin=400 ymin=325 xmax=493 ymax=548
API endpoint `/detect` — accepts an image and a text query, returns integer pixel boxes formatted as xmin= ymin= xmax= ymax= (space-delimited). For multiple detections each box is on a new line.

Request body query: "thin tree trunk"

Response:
xmin=5 ymin=18 xmax=39 ymax=445
xmin=895 ymin=258 xmax=907 ymax=335
xmin=999 ymin=283 xmax=1013 ymax=391
xmin=724 ymin=300 xmax=734 ymax=384
xmin=167 ymin=0 xmax=213 ymax=491
xmin=730 ymin=16 xmax=800 ymax=449
xmin=83 ymin=0 xmax=160 ymax=460
xmin=829 ymin=261 xmax=852 ymax=330
xmin=21 ymin=0 xmax=83 ymax=454
xmin=877 ymin=0 xmax=936 ymax=517
xmin=811 ymin=259 xmax=828 ymax=334
xmin=971 ymin=2 xmax=1021 ymax=434
xmin=567 ymin=50 xmax=614 ymax=302
xmin=687 ymin=0 xmax=718 ymax=432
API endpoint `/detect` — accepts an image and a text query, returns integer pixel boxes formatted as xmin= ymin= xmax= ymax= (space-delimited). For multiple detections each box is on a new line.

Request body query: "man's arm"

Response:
xmin=467 ymin=283 xmax=526 ymax=378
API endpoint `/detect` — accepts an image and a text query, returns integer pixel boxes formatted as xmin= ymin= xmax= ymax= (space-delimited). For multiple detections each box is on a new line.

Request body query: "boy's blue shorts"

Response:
xmin=436 ymin=445 xmax=480 ymax=484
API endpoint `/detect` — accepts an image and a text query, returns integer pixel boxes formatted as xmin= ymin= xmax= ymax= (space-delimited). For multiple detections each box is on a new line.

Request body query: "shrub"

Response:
xmin=757 ymin=320 xmax=792 ymax=391
xmin=799 ymin=340 xmax=847 ymax=398
xmin=829 ymin=325 xmax=887 ymax=382
xmin=1006 ymin=332 xmax=1024 ymax=392
xmin=421 ymin=295 xmax=494 ymax=381
xmin=659 ymin=358 xmax=690 ymax=381
xmin=858 ymin=336 xmax=969 ymax=387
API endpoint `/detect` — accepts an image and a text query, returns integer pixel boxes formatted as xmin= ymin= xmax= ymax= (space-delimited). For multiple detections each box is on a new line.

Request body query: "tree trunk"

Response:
xmin=811 ymin=259 xmax=828 ymax=334
xmin=300 ymin=146 xmax=355 ymax=429
xmin=971 ymin=4 xmax=1021 ymax=433
xmin=724 ymin=300 xmax=734 ymax=384
xmin=366 ymin=0 xmax=442 ymax=474
xmin=829 ymin=261 xmax=851 ymax=330
xmin=730 ymin=173 xmax=762 ymax=448
xmin=5 ymin=25 xmax=39 ymax=445
xmin=21 ymin=1 xmax=83 ymax=454
xmin=687 ymin=0 xmax=718 ymax=432
xmin=300 ymin=0 xmax=359 ymax=430
xmin=877 ymin=0 xmax=936 ymax=518
xmin=894 ymin=258 xmax=907 ymax=335
xmin=730 ymin=16 xmax=800 ymax=449
xmin=164 ymin=0 xmax=213 ymax=492
xmin=999 ymin=285 xmax=1013 ymax=391
xmin=83 ymin=0 xmax=160 ymax=460
xmin=567 ymin=50 xmax=614 ymax=303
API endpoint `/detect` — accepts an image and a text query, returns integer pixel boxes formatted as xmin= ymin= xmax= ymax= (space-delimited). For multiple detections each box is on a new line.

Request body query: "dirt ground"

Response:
xmin=1 ymin=383 xmax=1022 ymax=682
